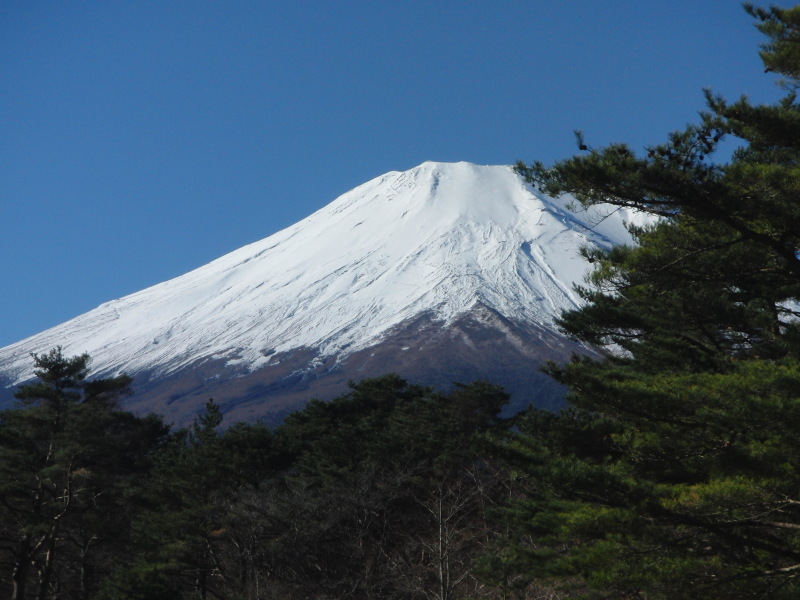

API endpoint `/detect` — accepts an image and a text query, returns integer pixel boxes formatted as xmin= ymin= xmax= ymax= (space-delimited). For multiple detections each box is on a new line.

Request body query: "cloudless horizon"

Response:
xmin=0 ymin=1 xmax=788 ymax=347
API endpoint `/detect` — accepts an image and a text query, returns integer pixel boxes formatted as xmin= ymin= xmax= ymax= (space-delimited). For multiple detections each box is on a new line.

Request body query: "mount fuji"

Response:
xmin=0 ymin=162 xmax=647 ymax=426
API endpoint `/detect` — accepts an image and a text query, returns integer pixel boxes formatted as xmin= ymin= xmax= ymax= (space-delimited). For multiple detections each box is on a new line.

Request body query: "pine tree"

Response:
xmin=0 ymin=348 xmax=169 ymax=600
xmin=492 ymin=5 xmax=800 ymax=599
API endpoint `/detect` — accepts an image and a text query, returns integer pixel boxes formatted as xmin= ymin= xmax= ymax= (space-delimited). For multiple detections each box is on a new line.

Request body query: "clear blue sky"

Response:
xmin=0 ymin=1 xmax=787 ymax=347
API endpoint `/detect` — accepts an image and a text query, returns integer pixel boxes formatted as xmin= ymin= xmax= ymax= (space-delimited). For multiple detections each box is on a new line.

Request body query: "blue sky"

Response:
xmin=0 ymin=1 xmax=787 ymax=347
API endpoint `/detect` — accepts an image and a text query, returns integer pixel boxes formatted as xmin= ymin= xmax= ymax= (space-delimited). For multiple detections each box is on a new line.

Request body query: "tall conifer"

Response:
xmin=493 ymin=5 xmax=800 ymax=599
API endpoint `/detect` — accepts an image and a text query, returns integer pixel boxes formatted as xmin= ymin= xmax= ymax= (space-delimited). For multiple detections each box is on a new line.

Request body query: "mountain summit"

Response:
xmin=0 ymin=162 xmax=646 ymax=424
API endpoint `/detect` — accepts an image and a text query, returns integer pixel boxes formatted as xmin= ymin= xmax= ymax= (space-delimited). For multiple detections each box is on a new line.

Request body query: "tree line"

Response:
xmin=3 ymin=4 xmax=800 ymax=598
xmin=0 ymin=349 xmax=532 ymax=599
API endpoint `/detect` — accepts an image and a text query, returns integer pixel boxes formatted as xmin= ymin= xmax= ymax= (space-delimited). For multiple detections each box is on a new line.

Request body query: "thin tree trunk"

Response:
xmin=11 ymin=538 xmax=31 ymax=600
xmin=35 ymin=536 xmax=57 ymax=600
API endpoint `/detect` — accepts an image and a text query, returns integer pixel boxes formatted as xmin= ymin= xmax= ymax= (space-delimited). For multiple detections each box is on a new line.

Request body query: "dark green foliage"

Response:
xmin=0 ymin=348 xmax=169 ymax=600
xmin=277 ymin=375 xmax=508 ymax=477
xmin=490 ymin=5 xmax=800 ymax=599
xmin=247 ymin=375 xmax=512 ymax=599
xmin=0 ymin=348 xmax=523 ymax=599
xmin=73 ymin=370 xmax=515 ymax=600
xmin=746 ymin=4 xmax=800 ymax=86
xmin=104 ymin=400 xmax=276 ymax=600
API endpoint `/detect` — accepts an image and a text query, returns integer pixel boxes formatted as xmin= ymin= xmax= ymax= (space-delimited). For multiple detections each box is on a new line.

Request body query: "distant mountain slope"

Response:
xmin=0 ymin=162 xmax=647 ymax=424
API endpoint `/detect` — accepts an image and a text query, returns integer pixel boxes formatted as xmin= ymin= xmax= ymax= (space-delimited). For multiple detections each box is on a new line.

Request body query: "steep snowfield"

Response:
xmin=0 ymin=162 xmax=646 ymax=386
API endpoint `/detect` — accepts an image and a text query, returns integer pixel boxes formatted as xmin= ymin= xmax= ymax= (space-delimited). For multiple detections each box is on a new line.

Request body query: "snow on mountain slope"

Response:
xmin=0 ymin=161 xmax=646 ymax=388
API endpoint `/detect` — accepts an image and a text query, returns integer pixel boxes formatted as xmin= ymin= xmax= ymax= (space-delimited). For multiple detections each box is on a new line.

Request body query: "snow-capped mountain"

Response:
xmin=0 ymin=162 xmax=646 ymax=425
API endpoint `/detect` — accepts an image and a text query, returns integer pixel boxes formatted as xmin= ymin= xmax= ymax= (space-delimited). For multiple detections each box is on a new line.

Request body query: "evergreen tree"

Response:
xmin=102 ymin=400 xmax=276 ymax=600
xmin=0 ymin=348 xmax=169 ymax=600
xmin=214 ymin=375 xmax=512 ymax=600
xmin=491 ymin=5 xmax=800 ymax=599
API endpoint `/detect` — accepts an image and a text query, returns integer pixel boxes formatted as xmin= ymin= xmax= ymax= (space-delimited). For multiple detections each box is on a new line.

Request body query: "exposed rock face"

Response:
xmin=115 ymin=304 xmax=589 ymax=427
